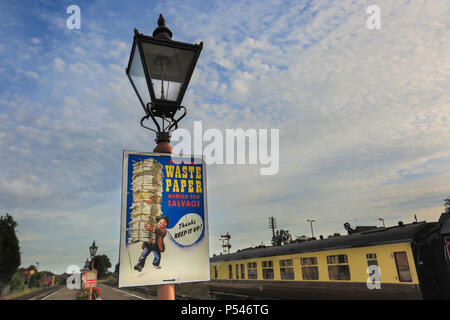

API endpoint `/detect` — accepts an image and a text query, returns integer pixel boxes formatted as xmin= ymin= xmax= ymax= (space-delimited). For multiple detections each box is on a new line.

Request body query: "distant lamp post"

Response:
xmin=89 ymin=240 xmax=98 ymax=270
xmin=125 ymin=14 xmax=203 ymax=150
xmin=378 ymin=218 xmax=385 ymax=228
xmin=82 ymin=258 xmax=90 ymax=288
xmin=307 ymin=219 xmax=315 ymax=238
xmin=88 ymin=241 xmax=98 ymax=301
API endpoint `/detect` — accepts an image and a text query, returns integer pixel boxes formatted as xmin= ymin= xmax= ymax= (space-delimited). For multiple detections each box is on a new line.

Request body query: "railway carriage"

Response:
xmin=209 ymin=212 xmax=450 ymax=299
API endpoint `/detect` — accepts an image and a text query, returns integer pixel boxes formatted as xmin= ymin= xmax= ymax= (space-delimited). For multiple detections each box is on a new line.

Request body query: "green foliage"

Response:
xmin=444 ymin=196 xmax=450 ymax=214
xmin=9 ymin=271 xmax=25 ymax=293
xmin=93 ymin=254 xmax=111 ymax=279
xmin=29 ymin=274 xmax=41 ymax=288
xmin=271 ymin=229 xmax=293 ymax=246
xmin=0 ymin=214 xmax=21 ymax=293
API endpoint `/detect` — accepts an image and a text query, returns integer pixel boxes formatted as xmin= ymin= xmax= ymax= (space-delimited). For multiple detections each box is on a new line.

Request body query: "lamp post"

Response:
xmin=378 ymin=218 xmax=385 ymax=228
xmin=88 ymin=241 xmax=98 ymax=300
xmin=81 ymin=258 xmax=90 ymax=289
xmin=84 ymin=258 xmax=90 ymax=270
xmin=307 ymin=219 xmax=315 ymax=238
xmin=125 ymin=14 xmax=203 ymax=300
xmin=89 ymin=240 xmax=98 ymax=269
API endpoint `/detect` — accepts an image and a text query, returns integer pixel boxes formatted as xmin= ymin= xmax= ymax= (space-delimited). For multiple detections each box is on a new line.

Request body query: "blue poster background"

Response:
xmin=125 ymin=153 xmax=205 ymax=247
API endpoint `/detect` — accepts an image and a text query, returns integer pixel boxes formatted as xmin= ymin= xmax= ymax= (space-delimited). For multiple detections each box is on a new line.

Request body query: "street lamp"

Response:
xmin=307 ymin=219 xmax=315 ymax=238
xmin=89 ymin=240 xmax=98 ymax=259
xmin=378 ymin=218 xmax=385 ymax=228
xmin=89 ymin=240 xmax=98 ymax=270
xmin=126 ymin=14 xmax=203 ymax=148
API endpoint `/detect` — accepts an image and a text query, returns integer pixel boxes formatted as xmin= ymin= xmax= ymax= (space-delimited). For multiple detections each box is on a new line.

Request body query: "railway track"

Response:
xmin=10 ymin=286 xmax=63 ymax=300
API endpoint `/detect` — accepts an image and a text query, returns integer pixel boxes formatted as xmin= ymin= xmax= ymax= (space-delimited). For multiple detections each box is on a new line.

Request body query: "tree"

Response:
xmin=271 ymin=229 xmax=293 ymax=246
xmin=444 ymin=197 xmax=450 ymax=214
xmin=0 ymin=214 xmax=21 ymax=295
xmin=439 ymin=196 xmax=450 ymax=223
xmin=93 ymin=255 xmax=111 ymax=279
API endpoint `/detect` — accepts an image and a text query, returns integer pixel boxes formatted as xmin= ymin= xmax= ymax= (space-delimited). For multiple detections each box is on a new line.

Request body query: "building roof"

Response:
xmin=210 ymin=221 xmax=433 ymax=263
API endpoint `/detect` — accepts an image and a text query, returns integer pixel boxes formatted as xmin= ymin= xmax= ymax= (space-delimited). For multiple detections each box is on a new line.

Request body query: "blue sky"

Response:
xmin=0 ymin=0 xmax=449 ymax=274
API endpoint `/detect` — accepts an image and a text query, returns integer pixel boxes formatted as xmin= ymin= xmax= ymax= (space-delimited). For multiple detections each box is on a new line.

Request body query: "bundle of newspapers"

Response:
xmin=128 ymin=158 xmax=164 ymax=245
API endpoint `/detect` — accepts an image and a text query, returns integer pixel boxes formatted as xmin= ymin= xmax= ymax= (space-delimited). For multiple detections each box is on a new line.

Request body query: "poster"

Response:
xmin=84 ymin=271 xmax=97 ymax=288
xmin=119 ymin=151 xmax=209 ymax=287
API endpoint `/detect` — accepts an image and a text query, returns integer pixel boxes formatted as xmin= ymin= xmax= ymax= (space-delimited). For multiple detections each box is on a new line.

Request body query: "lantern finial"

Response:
xmin=153 ymin=14 xmax=173 ymax=40
xmin=157 ymin=14 xmax=165 ymax=26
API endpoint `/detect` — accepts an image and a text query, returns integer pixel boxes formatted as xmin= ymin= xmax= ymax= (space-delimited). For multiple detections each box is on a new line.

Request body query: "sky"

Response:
xmin=0 ymin=0 xmax=449 ymax=274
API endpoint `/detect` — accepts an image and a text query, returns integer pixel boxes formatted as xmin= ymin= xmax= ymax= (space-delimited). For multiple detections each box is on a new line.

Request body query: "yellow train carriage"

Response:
xmin=209 ymin=214 xmax=450 ymax=299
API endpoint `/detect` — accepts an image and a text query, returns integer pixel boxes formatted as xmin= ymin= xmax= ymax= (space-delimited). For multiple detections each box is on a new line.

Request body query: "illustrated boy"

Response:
xmin=134 ymin=216 xmax=169 ymax=272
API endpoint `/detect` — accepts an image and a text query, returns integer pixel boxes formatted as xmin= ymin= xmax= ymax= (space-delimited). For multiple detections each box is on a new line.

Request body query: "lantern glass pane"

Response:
xmin=129 ymin=44 xmax=151 ymax=105
xmin=141 ymin=42 xmax=195 ymax=102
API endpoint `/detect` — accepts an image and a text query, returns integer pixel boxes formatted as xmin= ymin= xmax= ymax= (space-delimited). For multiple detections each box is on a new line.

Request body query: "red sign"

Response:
xmin=84 ymin=271 xmax=97 ymax=288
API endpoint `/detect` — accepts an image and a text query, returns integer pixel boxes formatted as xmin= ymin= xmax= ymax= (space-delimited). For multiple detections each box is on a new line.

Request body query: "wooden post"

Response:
xmin=154 ymin=140 xmax=175 ymax=300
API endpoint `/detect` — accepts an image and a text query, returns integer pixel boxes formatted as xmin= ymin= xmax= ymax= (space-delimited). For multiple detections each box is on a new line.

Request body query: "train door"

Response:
xmin=445 ymin=237 xmax=450 ymax=266
xmin=441 ymin=218 xmax=450 ymax=269
xmin=393 ymin=251 xmax=413 ymax=283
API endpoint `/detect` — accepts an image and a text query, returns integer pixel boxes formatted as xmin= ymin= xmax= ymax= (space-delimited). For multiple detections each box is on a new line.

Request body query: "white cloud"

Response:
xmin=1 ymin=0 xmax=449 ymax=270
xmin=53 ymin=57 xmax=65 ymax=72
xmin=24 ymin=70 xmax=39 ymax=79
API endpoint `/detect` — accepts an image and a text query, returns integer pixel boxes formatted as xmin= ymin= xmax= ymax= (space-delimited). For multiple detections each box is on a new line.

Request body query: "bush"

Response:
xmin=9 ymin=271 xmax=25 ymax=293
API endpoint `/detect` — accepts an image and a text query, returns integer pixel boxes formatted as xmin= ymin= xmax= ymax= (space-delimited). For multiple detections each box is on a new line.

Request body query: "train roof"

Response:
xmin=210 ymin=221 xmax=434 ymax=263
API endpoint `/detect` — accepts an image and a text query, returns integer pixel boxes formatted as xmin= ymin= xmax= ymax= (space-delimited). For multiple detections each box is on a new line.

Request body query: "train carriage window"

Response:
xmin=279 ymin=259 xmax=295 ymax=280
xmin=327 ymin=254 xmax=351 ymax=281
xmin=214 ymin=265 xmax=218 ymax=279
xmin=228 ymin=264 xmax=233 ymax=279
xmin=262 ymin=260 xmax=274 ymax=280
xmin=394 ymin=251 xmax=412 ymax=282
xmin=247 ymin=262 xmax=258 ymax=279
xmin=235 ymin=265 xmax=239 ymax=279
xmin=366 ymin=253 xmax=378 ymax=266
xmin=301 ymin=257 xmax=319 ymax=280
xmin=240 ymin=264 xmax=245 ymax=279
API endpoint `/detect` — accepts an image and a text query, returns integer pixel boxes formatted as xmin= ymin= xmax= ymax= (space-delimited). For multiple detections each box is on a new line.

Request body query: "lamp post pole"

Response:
xmin=154 ymin=141 xmax=175 ymax=300
xmin=307 ymin=219 xmax=315 ymax=238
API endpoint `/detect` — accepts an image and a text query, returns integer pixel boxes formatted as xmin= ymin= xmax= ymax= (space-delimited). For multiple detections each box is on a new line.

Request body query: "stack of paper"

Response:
xmin=128 ymin=158 xmax=164 ymax=244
